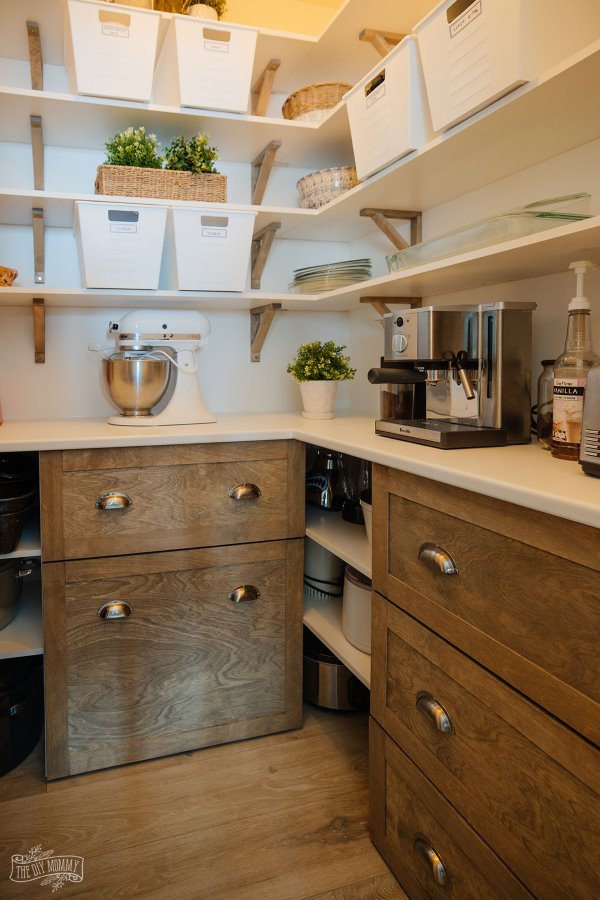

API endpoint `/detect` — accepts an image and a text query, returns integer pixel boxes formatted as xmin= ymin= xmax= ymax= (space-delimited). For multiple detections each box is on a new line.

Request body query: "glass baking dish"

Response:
xmin=386 ymin=193 xmax=592 ymax=272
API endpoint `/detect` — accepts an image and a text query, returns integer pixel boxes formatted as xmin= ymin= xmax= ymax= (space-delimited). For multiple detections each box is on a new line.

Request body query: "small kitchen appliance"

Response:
xmin=99 ymin=309 xmax=215 ymax=426
xmin=369 ymin=301 xmax=536 ymax=448
xmin=580 ymin=362 xmax=600 ymax=475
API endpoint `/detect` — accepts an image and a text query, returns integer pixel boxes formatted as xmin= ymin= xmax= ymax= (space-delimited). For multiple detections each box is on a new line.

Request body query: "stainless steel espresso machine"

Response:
xmin=368 ymin=301 xmax=536 ymax=449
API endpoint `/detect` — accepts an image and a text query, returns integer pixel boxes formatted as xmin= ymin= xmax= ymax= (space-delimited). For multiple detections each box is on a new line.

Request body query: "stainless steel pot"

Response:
xmin=103 ymin=351 xmax=171 ymax=417
xmin=0 ymin=559 xmax=36 ymax=631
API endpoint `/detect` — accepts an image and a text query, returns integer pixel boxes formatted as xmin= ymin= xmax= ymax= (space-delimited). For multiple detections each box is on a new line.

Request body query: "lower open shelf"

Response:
xmin=0 ymin=583 xmax=43 ymax=660
xmin=303 ymin=592 xmax=370 ymax=689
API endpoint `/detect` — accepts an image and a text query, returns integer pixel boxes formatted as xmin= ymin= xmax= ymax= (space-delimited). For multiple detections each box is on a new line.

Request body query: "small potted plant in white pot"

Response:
xmin=183 ymin=0 xmax=226 ymax=19
xmin=287 ymin=341 xmax=356 ymax=419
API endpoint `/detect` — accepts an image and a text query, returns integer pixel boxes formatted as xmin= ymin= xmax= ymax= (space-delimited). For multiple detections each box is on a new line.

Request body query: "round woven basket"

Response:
xmin=282 ymin=82 xmax=352 ymax=122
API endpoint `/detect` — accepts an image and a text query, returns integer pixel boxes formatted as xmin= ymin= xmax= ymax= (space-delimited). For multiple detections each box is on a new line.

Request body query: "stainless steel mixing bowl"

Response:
xmin=103 ymin=353 xmax=171 ymax=417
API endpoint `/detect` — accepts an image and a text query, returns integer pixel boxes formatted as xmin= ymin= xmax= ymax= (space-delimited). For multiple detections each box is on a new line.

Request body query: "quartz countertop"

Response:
xmin=0 ymin=413 xmax=598 ymax=528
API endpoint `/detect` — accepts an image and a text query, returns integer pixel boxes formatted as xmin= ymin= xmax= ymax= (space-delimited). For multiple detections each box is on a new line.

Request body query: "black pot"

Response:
xmin=0 ymin=453 xmax=37 ymax=500
xmin=0 ymin=656 xmax=44 ymax=777
xmin=0 ymin=558 xmax=37 ymax=630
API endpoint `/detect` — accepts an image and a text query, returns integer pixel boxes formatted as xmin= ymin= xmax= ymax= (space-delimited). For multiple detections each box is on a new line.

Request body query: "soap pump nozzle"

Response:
xmin=568 ymin=259 xmax=595 ymax=311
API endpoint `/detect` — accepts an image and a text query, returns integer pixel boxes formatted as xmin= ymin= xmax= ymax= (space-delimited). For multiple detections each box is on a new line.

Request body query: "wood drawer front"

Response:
xmin=371 ymin=595 xmax=600 ymax=900
xmin=372 ymin=467 xmax=599 ymax=743
xmin=40 ymin=441 xmax=304 ymax=561
xmin=43 ymin=540 xmax=303 ymax=778
xmin=369 ymin=719 xmax=530 ymax=900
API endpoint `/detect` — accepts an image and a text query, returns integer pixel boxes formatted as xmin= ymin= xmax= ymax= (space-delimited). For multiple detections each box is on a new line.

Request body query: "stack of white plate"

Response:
xmin=289 ymin=258 xmax=372 ymax=294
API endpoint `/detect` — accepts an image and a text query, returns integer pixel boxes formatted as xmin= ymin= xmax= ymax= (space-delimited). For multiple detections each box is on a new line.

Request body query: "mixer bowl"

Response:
xmin=103 ymin=355 xmax=171 ymax=417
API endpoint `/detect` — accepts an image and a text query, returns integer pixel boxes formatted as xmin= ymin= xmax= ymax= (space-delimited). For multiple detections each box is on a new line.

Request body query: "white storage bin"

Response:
xmin=74 ymin=201 xmax=167 ymax=289
xmin=345 ymin=36 xmax=432 ymax=181
xmin=413 ymin=0 xmax=600 ymax=133
xmin=342 ymin=567 xmax=372 ymax=654
xmin=152 ymin=16 xmax=258 ymax=113
xmin=171 ymin=207 xmax=257 ymax=292
xmin=64 ymin=0 xmax=160 ymax=102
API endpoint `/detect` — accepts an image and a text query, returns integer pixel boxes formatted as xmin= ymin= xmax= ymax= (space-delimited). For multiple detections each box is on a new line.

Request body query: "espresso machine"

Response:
xmin=368 ymin=301 xmax=536 ymax=448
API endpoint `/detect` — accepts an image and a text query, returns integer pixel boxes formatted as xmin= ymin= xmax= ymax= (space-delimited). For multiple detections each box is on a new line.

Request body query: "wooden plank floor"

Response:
xmin=0 ymin=705 xmax=406 ymax=899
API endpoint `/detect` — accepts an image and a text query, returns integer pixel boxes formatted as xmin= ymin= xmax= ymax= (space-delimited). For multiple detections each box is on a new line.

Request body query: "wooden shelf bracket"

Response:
xmin=251 ymin=221 xmax=281 ymax=289
xmin=360 ymin=296 xmax=422 ymax=317
xmin=26 ymin=21 xmax=43 ymax=91
xmin=251 ymin=58 xmax=281 ymax=117
xmin=32 ymin=207 xmax=45 ymax=284
xmin=33 ymin=298 xmax=45 ymax=364
xmin=250 ymin=302 xmax=282 ymax=362
xmin=251 ymin=140 xmax=282 ymax=206
xmin=360 ymin=207 xmax=422 ymax=251
xmin=359 ymin=29 xmax=405 ymax=59
xmin=30 ymin=115 xmax=44 ymax=190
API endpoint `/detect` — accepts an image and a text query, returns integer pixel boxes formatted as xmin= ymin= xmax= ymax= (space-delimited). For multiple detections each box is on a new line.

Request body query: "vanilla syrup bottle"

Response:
xmin=551 ymin=261 xmax=599 ymax=460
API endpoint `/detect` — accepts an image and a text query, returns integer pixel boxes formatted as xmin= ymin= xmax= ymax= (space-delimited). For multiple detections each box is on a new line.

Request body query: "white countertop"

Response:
xmin=0 ymin=413 xmax=598 ymax=528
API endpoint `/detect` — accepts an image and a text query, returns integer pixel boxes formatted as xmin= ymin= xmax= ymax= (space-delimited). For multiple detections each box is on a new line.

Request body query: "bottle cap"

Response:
xmin=568 ymin=259 xmax=595 ymax=311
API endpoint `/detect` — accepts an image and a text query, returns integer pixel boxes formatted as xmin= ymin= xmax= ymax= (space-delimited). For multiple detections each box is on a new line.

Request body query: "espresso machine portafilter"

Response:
xmin=369 ymin=301 xmax=536 ymax=449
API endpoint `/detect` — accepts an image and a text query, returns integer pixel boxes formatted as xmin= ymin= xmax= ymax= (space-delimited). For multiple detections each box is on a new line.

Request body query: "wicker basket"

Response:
xmin=0 ymin=265 xmax=18 ymax=287
xmin=297 ymin=166 xmax=360 ymax=209
xmin=95 ymin=165 xmax=227 ymax=203
xmin=282 ymin=82 xmax=352 ymax=122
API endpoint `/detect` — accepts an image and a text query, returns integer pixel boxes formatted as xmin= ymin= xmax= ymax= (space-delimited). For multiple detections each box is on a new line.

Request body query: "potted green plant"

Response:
xmin=287 ymin=341 xmax=356 ymax=419
xmin=183 ymin=0 xmax=226 ymax=20
xmin=95 ymin=127 xmax=227 ymax=203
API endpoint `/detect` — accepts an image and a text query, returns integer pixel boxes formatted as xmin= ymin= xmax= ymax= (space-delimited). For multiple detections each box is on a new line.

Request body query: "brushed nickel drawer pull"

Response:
xmin=413 ymin=834 xmax=451 ymax=888
xmin=228 ymin=483 xmax=261 ymax=501
xmin=96 ymin=491 xmax=132 ymax=511
xmin=418 ymin=542 xmax=458 ymax=576
xmin=97 ymin=601 xmax=133 ymax=620
xmin=228 ymin=585 xmax=260 ymax=603
xmin=416 ymin=691 xmax=454 ymax=734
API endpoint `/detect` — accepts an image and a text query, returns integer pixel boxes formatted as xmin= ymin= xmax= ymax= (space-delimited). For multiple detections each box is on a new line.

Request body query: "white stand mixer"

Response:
xmin=103 ymin=310 xmax=216 ymax=426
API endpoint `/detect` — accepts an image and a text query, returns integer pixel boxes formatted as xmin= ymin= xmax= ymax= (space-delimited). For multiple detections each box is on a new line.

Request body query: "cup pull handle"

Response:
xmin=418 ymin=542 xmax=458 ymax=576
xmin=228 ymin=585 xmax=260 ymax=604
xmin=96 ymin=492 xmax=133 ymax=511
xmin=416 ymin=691 xmax=454 ymax=734
xmin=97 ymin=601 xmax=133 ymax=620
xmin=228 ymin=483 xmax=261 ymax=501
xmin=413 ymin=834 xmax=451 ymax=888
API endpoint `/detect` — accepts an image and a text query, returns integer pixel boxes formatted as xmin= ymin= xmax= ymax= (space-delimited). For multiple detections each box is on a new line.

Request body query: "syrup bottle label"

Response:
xmin=552 ymin=378 xmax=585 ymax=444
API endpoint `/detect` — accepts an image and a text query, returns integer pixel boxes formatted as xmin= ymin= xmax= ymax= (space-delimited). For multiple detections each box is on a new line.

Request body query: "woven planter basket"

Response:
xmin=95 ymin=165 xmax=227 ymax=203
xmin=282 ymin=82 xmax=352 ymax=122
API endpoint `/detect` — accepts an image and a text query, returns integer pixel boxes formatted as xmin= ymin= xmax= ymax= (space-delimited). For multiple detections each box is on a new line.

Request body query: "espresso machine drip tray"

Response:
xmin=375 ymin=418 xmax=506 ymax=449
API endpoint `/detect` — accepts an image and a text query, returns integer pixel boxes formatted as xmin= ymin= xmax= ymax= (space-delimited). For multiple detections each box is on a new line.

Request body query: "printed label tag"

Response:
xmin=110 ymin=223 xmax=138 ymax=234
xmin=101 ymin=24 xmax=130 ymax=39
xmin=204 ymin=40 xmax=229 ymax=53
xmin=450 ymin=0 xmax=482 ymax=38
xmin=366 ymin=83 xmax=385 ymax=108
xmin=202 ymin=227 xmax=227 ymax=238
xmin=552 ymin=377 xmax=585 ymax=444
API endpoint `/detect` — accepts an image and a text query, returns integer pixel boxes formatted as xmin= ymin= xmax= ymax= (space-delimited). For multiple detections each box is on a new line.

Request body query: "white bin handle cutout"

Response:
xmin=201 ymin=216 xmax=229 ymax=227
xmin=365 ymin=69 xmax=385 ymax=98
xmin=447 ymin=0 xmax=476 ymax=24
xmin=203 ymin=27 xmax=231 ymax=43
xmin=98 ymin=9 xmax=131 ymax=27
xmin=108 ymin=210 xmax=140 ymax=223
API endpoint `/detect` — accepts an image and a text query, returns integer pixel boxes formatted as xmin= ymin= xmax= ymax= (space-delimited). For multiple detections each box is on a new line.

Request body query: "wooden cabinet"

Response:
xmin=41 ymin=439 xmax=304 ymax=779
xmin=370 ymin=463 xmax=600 ymax=899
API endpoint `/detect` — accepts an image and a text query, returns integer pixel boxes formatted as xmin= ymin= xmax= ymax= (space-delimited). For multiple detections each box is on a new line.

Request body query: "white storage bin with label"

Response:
xmin=64 ymin=0 xmax=161 ymax=102
xmin=75 ymin=202 xmax=167 ymax=290
xmin=171 ymin=208 xmax=257 ymax=292
xmin=413 ymin=0 xmax=600 ymax=133
xmin=152 ymin=16 xmax=258 ymax=113
xmin=345 ymin=36 xmax=431 ymax=181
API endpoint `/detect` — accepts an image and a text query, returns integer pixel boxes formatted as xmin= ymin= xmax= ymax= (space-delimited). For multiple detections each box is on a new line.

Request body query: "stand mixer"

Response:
xmin=100 ymin=310 xmax=216 ymax=426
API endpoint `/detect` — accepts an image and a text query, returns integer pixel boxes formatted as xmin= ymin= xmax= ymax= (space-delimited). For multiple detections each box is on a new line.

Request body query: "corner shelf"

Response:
xmin=0 ymin=582 xmax=43 ymax=660
xmin=303 ymin=592 xmax=370 ymax=688
xmin=305 ymin=506 xmax=371 ymax=578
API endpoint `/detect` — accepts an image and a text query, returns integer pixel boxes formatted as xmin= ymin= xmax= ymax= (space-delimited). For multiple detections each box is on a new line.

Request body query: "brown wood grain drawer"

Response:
xmin=370 ymin=718 xmax=530 ymax=900
xmin=371 ymin=593 xmax=600 ymax=899
xmin=372 ymin=465 xmax=600 ymax=744
xmin=40 ymin=440 xmax=304 ymax=561
xmin=44 ymin=539 xmax=303 ymax=778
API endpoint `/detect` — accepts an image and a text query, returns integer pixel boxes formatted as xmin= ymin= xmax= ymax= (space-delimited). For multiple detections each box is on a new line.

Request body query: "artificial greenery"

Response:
xmin=182 ymin=0 xmax=227 ymax=17
xmin=287 ymin=341 xmax=356 ymax=382
xmin=164 ymin=134 xmax=220 ymax=174
xmin=103 ymin=126 xmax=164 ymax=169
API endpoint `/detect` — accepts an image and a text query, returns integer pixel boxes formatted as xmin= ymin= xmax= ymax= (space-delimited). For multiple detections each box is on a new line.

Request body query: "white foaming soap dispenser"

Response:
xmin=552 ymin=260 xmax=599 ymax=461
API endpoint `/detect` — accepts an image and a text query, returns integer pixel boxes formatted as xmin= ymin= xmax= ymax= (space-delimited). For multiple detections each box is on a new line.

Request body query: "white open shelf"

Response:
xmin=303 ymin=592 xmax=370 ymax=688
xmin=305 ymin=505 xmax=371 ymax=578
xmin=0 ymin=582 xmax=43 ymax=660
